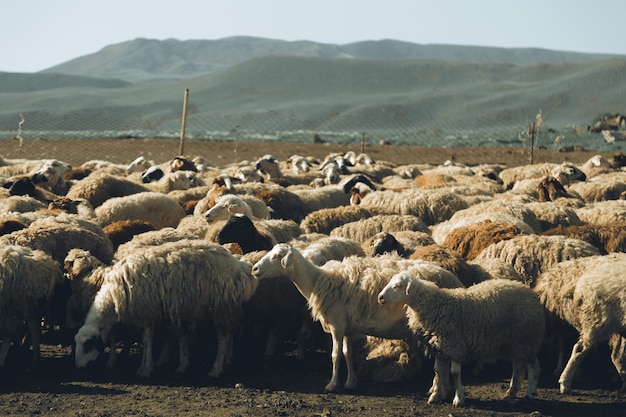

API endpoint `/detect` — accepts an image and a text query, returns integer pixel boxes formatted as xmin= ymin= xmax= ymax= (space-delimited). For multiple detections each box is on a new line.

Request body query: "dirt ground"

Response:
xmin=1 ymin=138 xmax=625 ymax=417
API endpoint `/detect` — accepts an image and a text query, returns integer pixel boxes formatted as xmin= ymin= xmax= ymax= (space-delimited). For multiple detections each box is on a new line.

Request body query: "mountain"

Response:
xmin=41 ymin=36 xmax=623 ymax=83
xmin=3 ymin=54 xmax=626 ymax=141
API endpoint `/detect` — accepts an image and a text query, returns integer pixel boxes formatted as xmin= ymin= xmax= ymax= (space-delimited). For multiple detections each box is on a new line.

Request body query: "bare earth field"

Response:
xmin=1 ymin=138 xmax=625 ymax=417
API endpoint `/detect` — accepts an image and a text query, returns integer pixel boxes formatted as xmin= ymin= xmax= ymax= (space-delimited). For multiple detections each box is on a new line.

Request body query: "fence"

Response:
xmin=1 ymin=104 xmax=625 ymax=162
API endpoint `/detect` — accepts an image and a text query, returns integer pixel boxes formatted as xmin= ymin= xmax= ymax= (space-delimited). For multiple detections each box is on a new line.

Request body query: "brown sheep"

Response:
xmin=407 ymin=244 xmax=476 ymax=288
xmin=102 ymin=219 xmax=156 ymax=251
xmin=537 ymin=176 xmax=571 ymax=202
xmin=542 ymin=222 xmax=626 ymax=255
xmin=442 ymin=219 xmax=527 ymax=260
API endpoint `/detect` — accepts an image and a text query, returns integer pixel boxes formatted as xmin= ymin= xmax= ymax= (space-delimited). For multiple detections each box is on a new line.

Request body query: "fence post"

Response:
xmin=179 ymin=88 xmax=190 ymax=155
xmin=361 ymin=132 xmax=365 ymax=154
xmin=529 ymin=121 xmax=536 ymax=165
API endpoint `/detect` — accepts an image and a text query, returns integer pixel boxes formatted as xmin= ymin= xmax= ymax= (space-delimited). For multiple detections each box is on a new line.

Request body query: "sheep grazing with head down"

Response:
xmin=95 ymin=191 xmax=187 ymax=230
xmin=215 ymin=214 xmax=301 ymax=253
xmin=0 ymin=245 xmax=63 ymax=369
xmin=251 ymin=243 xmax=463 ymax=392
xmin=378 ymin=272 xmax=545 ymax=406
xmin=534 ymin=253 xmax=626 ymax=393
xmin=74 ymin=239 xmax=259 ymax=378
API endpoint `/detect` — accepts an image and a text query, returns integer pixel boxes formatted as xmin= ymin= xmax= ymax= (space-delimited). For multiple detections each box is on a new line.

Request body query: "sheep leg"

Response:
xmin=525 ymin=357 xmax=541 ymax=399
xmin=450 ymin=360 xmax=466 ymax=407
xmin=504 ymin=360 xmax=524 ymax=402
xmin=105 ymin=328 xmax=118 ymax=368
xmin=343 ymin=335 xmax=358 ymax=390
xmin=609 ymin=334 xmax=626 ymax=392
xmin=0 ymin=338 xmax=10 ymax=366
xmin=176 ymin=334 xmax=190 ymax=375
xmin=325 ymin=328 xmax=345 ymax=392
xmin=136 ymin=327 xmax=154 ymax=378
xmin=209 ymin=330 xmax=232 ymax=378
xmin=26 ymin=318 xmax=42 ymax=370
xmin=428 ymin=356 xmax=451 ymax=404
xmin=559 ymin=339 xmax=589 ymax=393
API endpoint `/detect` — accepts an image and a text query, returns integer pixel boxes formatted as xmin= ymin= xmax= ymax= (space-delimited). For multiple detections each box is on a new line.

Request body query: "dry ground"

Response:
xmin=0 ymin=138 xmax=624 ymax=417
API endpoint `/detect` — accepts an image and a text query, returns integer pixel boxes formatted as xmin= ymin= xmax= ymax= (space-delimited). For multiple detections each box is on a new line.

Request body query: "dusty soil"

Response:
xmin=1 ymin=138 xmax=624 ymax=417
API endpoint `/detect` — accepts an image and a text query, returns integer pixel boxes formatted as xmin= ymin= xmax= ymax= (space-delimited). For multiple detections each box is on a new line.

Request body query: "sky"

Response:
xmin=2 ymin=0 xmax=625 ymax=73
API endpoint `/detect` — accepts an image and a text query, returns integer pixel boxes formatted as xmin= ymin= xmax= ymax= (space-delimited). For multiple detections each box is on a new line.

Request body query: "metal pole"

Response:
xmin=179 ymin=88 xmax=190 ymax=155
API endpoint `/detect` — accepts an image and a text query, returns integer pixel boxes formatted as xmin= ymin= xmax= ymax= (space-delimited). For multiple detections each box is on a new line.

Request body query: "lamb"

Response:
xmin=74 ymin=239 xmax=259 ymax=378
xmin=95 ymin=191 xmax=187 ymax=229
xmin=475 ymin=234 xmax=601 ymax=286
xmin=251 ymin=244 xmax=463 ymax=391
xmin=534 ymin=253 xmax=626 ymax=392
xmin=378 ymin=272 xmax=545 ymax=406
xmin=0 ymin=245 xmax=63 ymax=369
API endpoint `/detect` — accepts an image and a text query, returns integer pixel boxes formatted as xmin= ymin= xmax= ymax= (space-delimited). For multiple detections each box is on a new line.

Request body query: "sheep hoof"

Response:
xmin=427 ymin=392 xmax=444 ymax=404
xmin=324 ymin=382 xmax=338 ymax=392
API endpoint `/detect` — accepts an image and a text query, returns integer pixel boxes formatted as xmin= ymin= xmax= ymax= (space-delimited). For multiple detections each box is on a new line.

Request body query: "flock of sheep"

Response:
xmin=1 ymin=147 xmax=626 ymax=407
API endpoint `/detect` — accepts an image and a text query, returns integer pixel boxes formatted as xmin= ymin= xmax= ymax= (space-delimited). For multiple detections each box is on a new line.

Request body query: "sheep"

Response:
xmin=523 ymin=201 xmax=584 ymax=232
xmin=330 ymin=214 xmax=430 ymax=243
xmin=102 ymin=219 xmax=156 ymax=251
xmin=114 ymin=227 xmax=190 ymax=260
xmin=201 ymin=193 xmax=269 ymax=222
xmin=441 ymin=219 xmax=528 ymax=260
xmin=298 ymin=236 xmax=365 ymax=266
xmin=29 ymin=158 xmax=73 ymax=195
xmin=251 ymin=244 xmax=463 ymax=391
xmin=378 ymin=272 xmax=544 ymax=406
xmin=2 ymin=176 xmax=61 ymax=204
xmin=499 ymin=162 xmax=587 ymax=189
xmin=300 ymin=205 xmax=387 ymax=235
xmin=0 ymin=195 xmax=47 ymax=214
xmin=541 ymin=222 xmax=626 ymax=254
xmin=407 ymin=244 xmax=476 ymax=288
xmin=0 ymin=245 xmax=63 ymax=369
xmin=0 ymin=217 xmax=28 ymax=236
xmin=74 ymin=239 xmax=259 ymax=378
xmin=567 ymin=172 xmax=626 ymax=202
xmin=0 ymin=221 xmax=115 ymax=265
xmin=534 ymin=253 xmax=626 ymax=392
xmin=66 ymin=172 xmax=150 ymax=208
xmin=362 ymin=231 xmax=435 ymax=258
xmin=214 ymin=214 xmax=302 ymax=253
xmin=358 ymin=189 xmax=469 ymax=226
xmin=290 ymin=186 xmax=351 ymax=213
xmin=474 ymin=234 xmax=601 ymax=286
xmin=575 ymin=200 xmax=626 ymax=224
xmin=95 ymin=191 xmax=187 ymax=229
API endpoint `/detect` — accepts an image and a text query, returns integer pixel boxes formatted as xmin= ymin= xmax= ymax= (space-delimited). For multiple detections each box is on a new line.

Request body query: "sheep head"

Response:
xmin=251 ymin=243 xmax=293 ymax=279
xmin=378 ymin=272 xmax=414 ymax=304
xmin=74 ymin=324 xmax=105 ymax=368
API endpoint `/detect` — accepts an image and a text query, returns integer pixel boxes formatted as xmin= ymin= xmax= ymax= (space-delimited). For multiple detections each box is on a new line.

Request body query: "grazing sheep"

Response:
xmin=330 ymin=214 xmax=430 ymax=243
xmin=251 ymin=244 xmax=463 ymax=391
xmin=523 ymin=201 xmax=583 ymax=232
xmin=74 ymin=239 xmax=259 ymax=378
xmin=378 ymin=272 xmax=544 ymax=406
xmin=95 ymin=191 xmax=187 ymax=229
xmin=66 ymin=172 xmax=150 ymax=208
xmin=0 ymin=245 xmax=63 ymax=369
xmin=475 ymin=234 xmax=601 ymax=286
xmin=534 ymin=253 xmax=626 ymax=392
xmin=442 ymin=219 xmax=528 ymax=260
xmin=255 ymin=187 xmax=310 ymax=223
xmin=575 ymin=200 xmax=626 ymax=225
xmin=542 ymin=222 xmax=626 ymax=254
xmin=291 ymin=186 xmax=351 ymax=213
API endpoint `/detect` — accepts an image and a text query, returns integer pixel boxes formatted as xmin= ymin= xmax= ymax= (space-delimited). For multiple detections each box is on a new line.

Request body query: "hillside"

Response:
xmin=41 ymin=36 xmax=623 ymax=83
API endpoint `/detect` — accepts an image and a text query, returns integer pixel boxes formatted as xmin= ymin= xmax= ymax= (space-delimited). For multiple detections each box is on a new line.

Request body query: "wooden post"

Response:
xmin=361 ymin=132 xmax=365 ymax=154
xmin=529 ymin=121 xmax=536 ymax=165
xmin=179 ymin=88 xmax=190 ymax=155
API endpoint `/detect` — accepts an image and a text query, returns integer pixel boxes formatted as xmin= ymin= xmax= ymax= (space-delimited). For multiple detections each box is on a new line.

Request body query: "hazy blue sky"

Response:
xmin=2 ymin=0 xmax=624 ymax=73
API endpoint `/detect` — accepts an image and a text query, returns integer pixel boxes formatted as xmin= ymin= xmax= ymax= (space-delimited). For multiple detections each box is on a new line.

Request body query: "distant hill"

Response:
xmin=41 ymin=36 xmax=623 ymax=83
xmin=2 ymin=54 xmax=625 ymax=141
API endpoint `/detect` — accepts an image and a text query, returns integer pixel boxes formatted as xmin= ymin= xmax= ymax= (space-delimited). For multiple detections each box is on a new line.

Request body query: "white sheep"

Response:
xmin=74 ymin=239 xmax=259 ymax=378
xmin=251 ymin=244 xmax=463 ymax=391
xmin=534 ymin=253 xmax=626 ymax=393
xmin=475 ymin=234 xmax=601 ymax=286
xmin=378 ymin=273 xmax=544 ymax=406
xmin=0 ymin=245 xmax=63 ymax=368
xmin=66 ymin=172 xmax=150 ymax=208
xmin=329 ymin=214 xmax=430 ymax=243
xmin=201 ymin=193 xmax=270 ymax=222
xmin=95 ymin=191 xmax=187 ymax=229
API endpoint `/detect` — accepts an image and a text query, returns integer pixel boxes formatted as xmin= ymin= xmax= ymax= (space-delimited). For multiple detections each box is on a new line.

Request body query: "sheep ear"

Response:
xmin=227 ymin=204 xmax=237 ymax=214
xmin=280 ymin=250 xmax=294 ymax=269
xmin=405 ymin=280 xmax=413 ymax=296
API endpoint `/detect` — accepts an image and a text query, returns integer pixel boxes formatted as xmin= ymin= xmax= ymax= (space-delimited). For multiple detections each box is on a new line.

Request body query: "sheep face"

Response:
xmin=141 ymin=166 xmax=164 ymax=183
xmin=377 ymin=273 xmax=412 ymax=305
xmin=126 ymin=156 xmax=152 ymax=174
xmin=31 ymin=159 xmax=72 ymax=186
xmin=74 ymin=324 xmax=104 ymax=368
xmin=251 ymin=243 xmax=292 ymax=279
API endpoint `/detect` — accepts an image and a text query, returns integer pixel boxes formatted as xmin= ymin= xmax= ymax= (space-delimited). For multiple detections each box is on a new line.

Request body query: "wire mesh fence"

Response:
xmin=1 ymin=104 xmax=625 ymax=164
